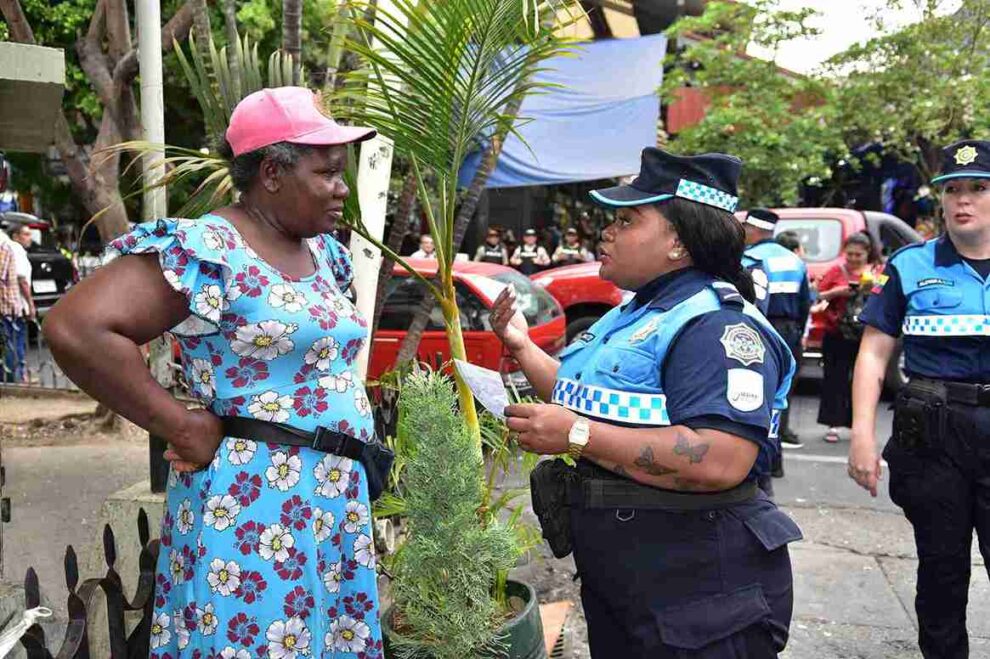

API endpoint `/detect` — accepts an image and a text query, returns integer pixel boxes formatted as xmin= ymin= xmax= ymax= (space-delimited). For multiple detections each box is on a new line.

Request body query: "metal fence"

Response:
xmin=16 ymin=509 xmax=157 ymax=658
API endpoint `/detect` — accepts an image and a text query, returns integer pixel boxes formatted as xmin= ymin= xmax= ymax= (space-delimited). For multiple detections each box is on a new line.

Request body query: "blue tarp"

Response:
xmin=458 ymin=34 xmax=667 ymax=189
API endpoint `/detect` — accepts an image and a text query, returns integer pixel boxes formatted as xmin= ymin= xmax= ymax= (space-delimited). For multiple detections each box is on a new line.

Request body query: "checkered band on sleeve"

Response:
xmin=551 ymin=378 xmax=670 ymax=426
xmin=675 ymin=179 xmax=739 ymax=212
xmin=901 ymin=314 xmax=990 ymax=336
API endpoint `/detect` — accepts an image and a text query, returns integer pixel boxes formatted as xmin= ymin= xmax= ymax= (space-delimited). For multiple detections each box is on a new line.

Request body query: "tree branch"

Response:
xmin=0 ymin=0 xmax=36 ymax=43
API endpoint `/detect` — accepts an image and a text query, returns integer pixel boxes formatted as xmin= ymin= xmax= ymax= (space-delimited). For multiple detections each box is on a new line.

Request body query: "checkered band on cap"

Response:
xmin=551 ymin=378 xmax=669 ymax=426
xmin=675 ymin=179 xmax=739 ymax=212
xmin=902 ymin=314 xmax=990 ymax=336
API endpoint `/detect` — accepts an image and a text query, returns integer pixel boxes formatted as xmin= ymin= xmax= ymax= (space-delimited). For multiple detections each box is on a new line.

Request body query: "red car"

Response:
xmin=529 ymin=261 xmax=627 ymax=342
xmin=369 ymin=259 xmax=566 ymax=391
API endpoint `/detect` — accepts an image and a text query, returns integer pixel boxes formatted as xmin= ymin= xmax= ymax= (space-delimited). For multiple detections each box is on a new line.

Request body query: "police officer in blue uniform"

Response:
xmin=743 ymin=208 xmax=811 ymax=453
xmin=850 ymin=139 xmax=990 ymax=659
xmin=491 ymin=148 xmax=802 ymax=658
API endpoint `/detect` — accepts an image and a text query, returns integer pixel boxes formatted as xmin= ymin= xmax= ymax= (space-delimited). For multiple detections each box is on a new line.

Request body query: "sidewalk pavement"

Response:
xmin=511 ymin=504 xmax=990 ymax=659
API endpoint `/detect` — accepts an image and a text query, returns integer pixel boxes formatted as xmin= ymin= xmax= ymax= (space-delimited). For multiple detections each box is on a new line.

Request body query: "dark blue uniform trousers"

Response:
xmin=884 ymin=403 xmax=990 ymax=659
xmin=570 ymin=492 xmax=800 ymax=657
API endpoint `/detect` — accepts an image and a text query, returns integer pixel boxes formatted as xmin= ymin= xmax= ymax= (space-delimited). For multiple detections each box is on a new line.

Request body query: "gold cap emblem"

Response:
xmin=954 ymin=145 xmax=978 ymax=166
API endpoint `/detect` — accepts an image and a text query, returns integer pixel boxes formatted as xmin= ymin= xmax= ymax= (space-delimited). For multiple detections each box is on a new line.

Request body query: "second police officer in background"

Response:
xmin=849 ymin=139 xmax=990 ymax=659
xmin=490 ymin=147 xmax=802 ymax=658
xmin=742 ymin=208 xmax=812 ymax=457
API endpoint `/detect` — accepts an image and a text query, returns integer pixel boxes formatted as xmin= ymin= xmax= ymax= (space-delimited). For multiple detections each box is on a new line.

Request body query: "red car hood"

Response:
xmin=531 ymin=261 xmax=603 ymax=282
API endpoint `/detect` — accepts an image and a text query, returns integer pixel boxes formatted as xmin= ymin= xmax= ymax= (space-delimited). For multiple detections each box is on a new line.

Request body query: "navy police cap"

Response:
xmin=590 ymin=147 xmax=742 ymax=213
xmin=744 ymin=208 xmax=780 ymax=231
xmin=932 ymin=139 xmax=990 ymax=184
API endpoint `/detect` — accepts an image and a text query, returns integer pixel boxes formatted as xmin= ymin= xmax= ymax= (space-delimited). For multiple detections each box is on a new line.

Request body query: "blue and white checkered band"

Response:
xmin=902 ymin=314 xmax=990 ymax=336
xmin=551 ymin=378 xmax=669 ymax=426
xmin=769 ymin=409 xmax=781 ymax=440
xmin=675 ymin=179 xmax=739 ymax=212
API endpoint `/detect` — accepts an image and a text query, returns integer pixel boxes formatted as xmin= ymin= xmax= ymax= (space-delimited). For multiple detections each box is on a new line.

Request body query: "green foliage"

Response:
xmin=826 ymin=0 xmax=990 ymax=181
xmin=388 ymin=370 xmax=518 ymax=659
xmin=235 ymin=0 xmax=341 ymax=84
xmin=662 ymin=0 xmax=844 ymax=206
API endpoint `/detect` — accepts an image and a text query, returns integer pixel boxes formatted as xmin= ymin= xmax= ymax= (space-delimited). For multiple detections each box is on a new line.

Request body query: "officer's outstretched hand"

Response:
xmin=491 ymin=284 xmax=530 ymax=354
xmin=504 ymin=403 xmax=577 ymax=454
xmin=848 ymin=431 xmax=883 ymax=497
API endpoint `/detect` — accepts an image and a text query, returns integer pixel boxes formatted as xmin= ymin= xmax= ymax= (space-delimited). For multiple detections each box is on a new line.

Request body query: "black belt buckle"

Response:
xmin=311 ymin=426 xmax=343 ymax=454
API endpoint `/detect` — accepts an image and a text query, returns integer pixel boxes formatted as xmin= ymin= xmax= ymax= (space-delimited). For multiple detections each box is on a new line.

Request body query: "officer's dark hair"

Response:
xmin=843 ymin=231 xmax=879 ymax=264
xmin=217 ymin=137 xmax=316 ymax=193
xmin=775 ymin=230 xmax=801 ymax=253
xmin=657 ymin=197 xmax=756 ymax=303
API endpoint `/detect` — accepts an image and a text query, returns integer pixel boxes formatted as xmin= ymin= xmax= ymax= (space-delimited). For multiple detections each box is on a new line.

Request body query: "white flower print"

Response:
xmin=190 ymin=358 xmax=215 ymax=398
xmin=231 ymin=320 xmax=297 ymax=361
xmin=203 ymin=494 xmax=241 ymax=531
xmin=226 ymin=437 xmax=257 ymax=465
xmin=323 ymin=560 xmax=343 ymax=593
xmin=248 ymin=390 xmax=294 ymax=423
xmin=265 ymin=451 xmax=302 ymax=491
xmin=163 ymin=269 xmax=182 ymax=292
xmin=354 ymin=533 xmax=376 ymax=569
xmin=258 ymin=523 xmax=295 ymax=562
xmin=313 ymin=507 xmax=335 ymax=543
xmin=197 ymin=602 xmax=219 ymax=635
xmin=317 ymin=371 xmax=353 ymax=393
xmin=266 ymin=617 xmax=311 ymax=659
xmin=219 ymin=648 xmax=251 ymax=659
xmin=168 ymin=548 xmax=185 ymax=584
xmin=203 ymin=229 xmax=226 ymax=251
xmin=329 ymin=615 xmax=370 ymax=654
xmin=268 ymin=284 xmax=308 ymax=314
xmin=207 ymin=558 xmax=241 ymax=596
xmin=150 ymin=612 xmax=171 ymax=649
xmin=327 ymin=295 xmax=354 ymax=318
xmin=342 ymin=501 xmax=370 ymax=534
xmin=176 ymin=498 xmax=195 ymax=535
xmin=194 ymin=283 xmax=228 ymax=323
xmin=304 ymin=337 xmax=339 ymax=372
xmin=313 ymin=454 xmax=352 ymax=499
xmin=174 ymin=609 xmax=190 ymax=650
xmin=354 ymin=387 xmax=372 ymax=417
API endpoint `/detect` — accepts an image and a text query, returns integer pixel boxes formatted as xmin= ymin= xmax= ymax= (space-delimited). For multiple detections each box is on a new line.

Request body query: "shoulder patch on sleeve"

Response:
xmin=719 ymin=323 xmax=766 ymax=366
xmin=727 ymin=368 xmax=765 ymax=411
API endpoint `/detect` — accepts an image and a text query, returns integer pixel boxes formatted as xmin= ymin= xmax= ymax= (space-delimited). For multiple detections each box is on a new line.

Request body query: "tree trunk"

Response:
xmin=283 ymin=0 xmax=303 ymax=84
xmin=0 ymin=0 xmax=199 ymax=241
xmin=221 ymin=0 xmax=242 ymax=99
xmin=371 ymin=171 xmax=418 ymax=336
xmin=395 ymin=92 xmax=526 ymax=363
xmin=190 ymin=0 xmax=212 ymax=57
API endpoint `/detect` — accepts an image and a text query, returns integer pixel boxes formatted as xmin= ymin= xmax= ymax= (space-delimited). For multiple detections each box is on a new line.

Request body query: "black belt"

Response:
xmin=575 ymin=478 xmax=758 ymax=511
xmin=221 ymin=417 xmax=394 ymax=501
xmin=223 ymin=416 xmax=367 ymax=459
xmin=910 ymin=377 xmax=990 ymax=407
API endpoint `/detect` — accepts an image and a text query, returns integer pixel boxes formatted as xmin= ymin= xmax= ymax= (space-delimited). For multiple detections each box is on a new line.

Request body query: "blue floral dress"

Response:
xmin=108 ymin=215 xmax=382 ymax=659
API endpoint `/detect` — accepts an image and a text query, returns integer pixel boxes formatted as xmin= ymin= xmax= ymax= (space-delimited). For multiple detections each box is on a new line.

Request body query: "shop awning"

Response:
xmin=458 ymin=34 xmax=667 ymax=189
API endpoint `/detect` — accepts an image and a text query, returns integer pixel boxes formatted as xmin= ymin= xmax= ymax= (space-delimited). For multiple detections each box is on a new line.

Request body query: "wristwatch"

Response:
xmin=567 ymin=417 xmax=591 ymax=460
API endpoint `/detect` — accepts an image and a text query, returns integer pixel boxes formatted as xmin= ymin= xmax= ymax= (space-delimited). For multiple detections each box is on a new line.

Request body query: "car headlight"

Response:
xmin=502 ymin=370 xmax=531 ymax=390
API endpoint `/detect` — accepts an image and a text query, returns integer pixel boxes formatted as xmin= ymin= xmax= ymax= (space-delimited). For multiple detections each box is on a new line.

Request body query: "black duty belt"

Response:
xmin=221 ymin=416 xmax=394 ymax=501
xmin=575 ymin=478 xmax=758 ymax=511
xmin=909 ymin=377 xmax=990 ymax=407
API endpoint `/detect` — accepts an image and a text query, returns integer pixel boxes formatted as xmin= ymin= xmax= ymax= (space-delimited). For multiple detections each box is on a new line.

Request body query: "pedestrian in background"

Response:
xmin=410 ymin=233 xmax=436 ymax=259
xmin=9 ymin=224 xmax=34 ymax=381
xmin=814 ymin=231 xmax=879 ymax=443
xmin=0 ymin=229 xmax=20 ymax=383
xmin=850 ymin=139 xmax=990 ymax=659
xmin=510 ymin=228 xmax=550 ymax=274
xmin=551 ymin=227 xmax=592 ymax=266
xmin=474 ymin=228 xmax=509 ymax=264
xmin=492 ymin=147 xmax=801 ymax=657
xmin=775 ymin=230 xmax=806 ymax=258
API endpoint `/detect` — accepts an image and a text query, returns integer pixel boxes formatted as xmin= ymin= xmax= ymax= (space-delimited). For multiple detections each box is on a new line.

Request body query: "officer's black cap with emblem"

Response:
xmin=932 ymin=139 xmax=990 ymax=184
xmin=589 ymin=147 xmax=742 ymax=213
xmin=743 ymin=208 xmax=779 ymax=231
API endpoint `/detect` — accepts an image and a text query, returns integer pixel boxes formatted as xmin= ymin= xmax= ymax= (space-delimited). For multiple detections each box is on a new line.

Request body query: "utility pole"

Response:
xmin=136 ymin=0 xmax=172 ymax=493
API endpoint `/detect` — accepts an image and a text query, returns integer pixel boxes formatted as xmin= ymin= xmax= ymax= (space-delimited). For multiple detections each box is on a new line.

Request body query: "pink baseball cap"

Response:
xmin=226 ymin=86 xmax=376 ymax=157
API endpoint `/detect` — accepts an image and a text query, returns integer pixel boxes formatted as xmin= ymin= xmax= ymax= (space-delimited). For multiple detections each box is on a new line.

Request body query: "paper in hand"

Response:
xmin=453 ymin=359 xmax=510 ymax=420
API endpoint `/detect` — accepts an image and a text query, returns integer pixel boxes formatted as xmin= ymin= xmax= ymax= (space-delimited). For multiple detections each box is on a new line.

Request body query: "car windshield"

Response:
xmin=774 ymin=218 xmax=843 ymax=263
xmin=481 ymin=270 xmax=561 ymax=327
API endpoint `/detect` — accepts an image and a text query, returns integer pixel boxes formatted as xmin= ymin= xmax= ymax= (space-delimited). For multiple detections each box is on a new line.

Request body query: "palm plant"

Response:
xmin=331 ymin=0 xmax=576 ymax=450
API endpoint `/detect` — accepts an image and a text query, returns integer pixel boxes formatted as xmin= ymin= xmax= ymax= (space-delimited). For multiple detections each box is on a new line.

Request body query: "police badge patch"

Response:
xmin=719 ymin=323 xmax=766 ymax=366
xmin=955 ymin=145 xmax=979 ymax=166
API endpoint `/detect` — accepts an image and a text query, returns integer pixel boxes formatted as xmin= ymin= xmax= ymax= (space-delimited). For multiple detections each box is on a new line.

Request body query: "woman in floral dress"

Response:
xmin=44 ymin=87 xmax=382 ymax=658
